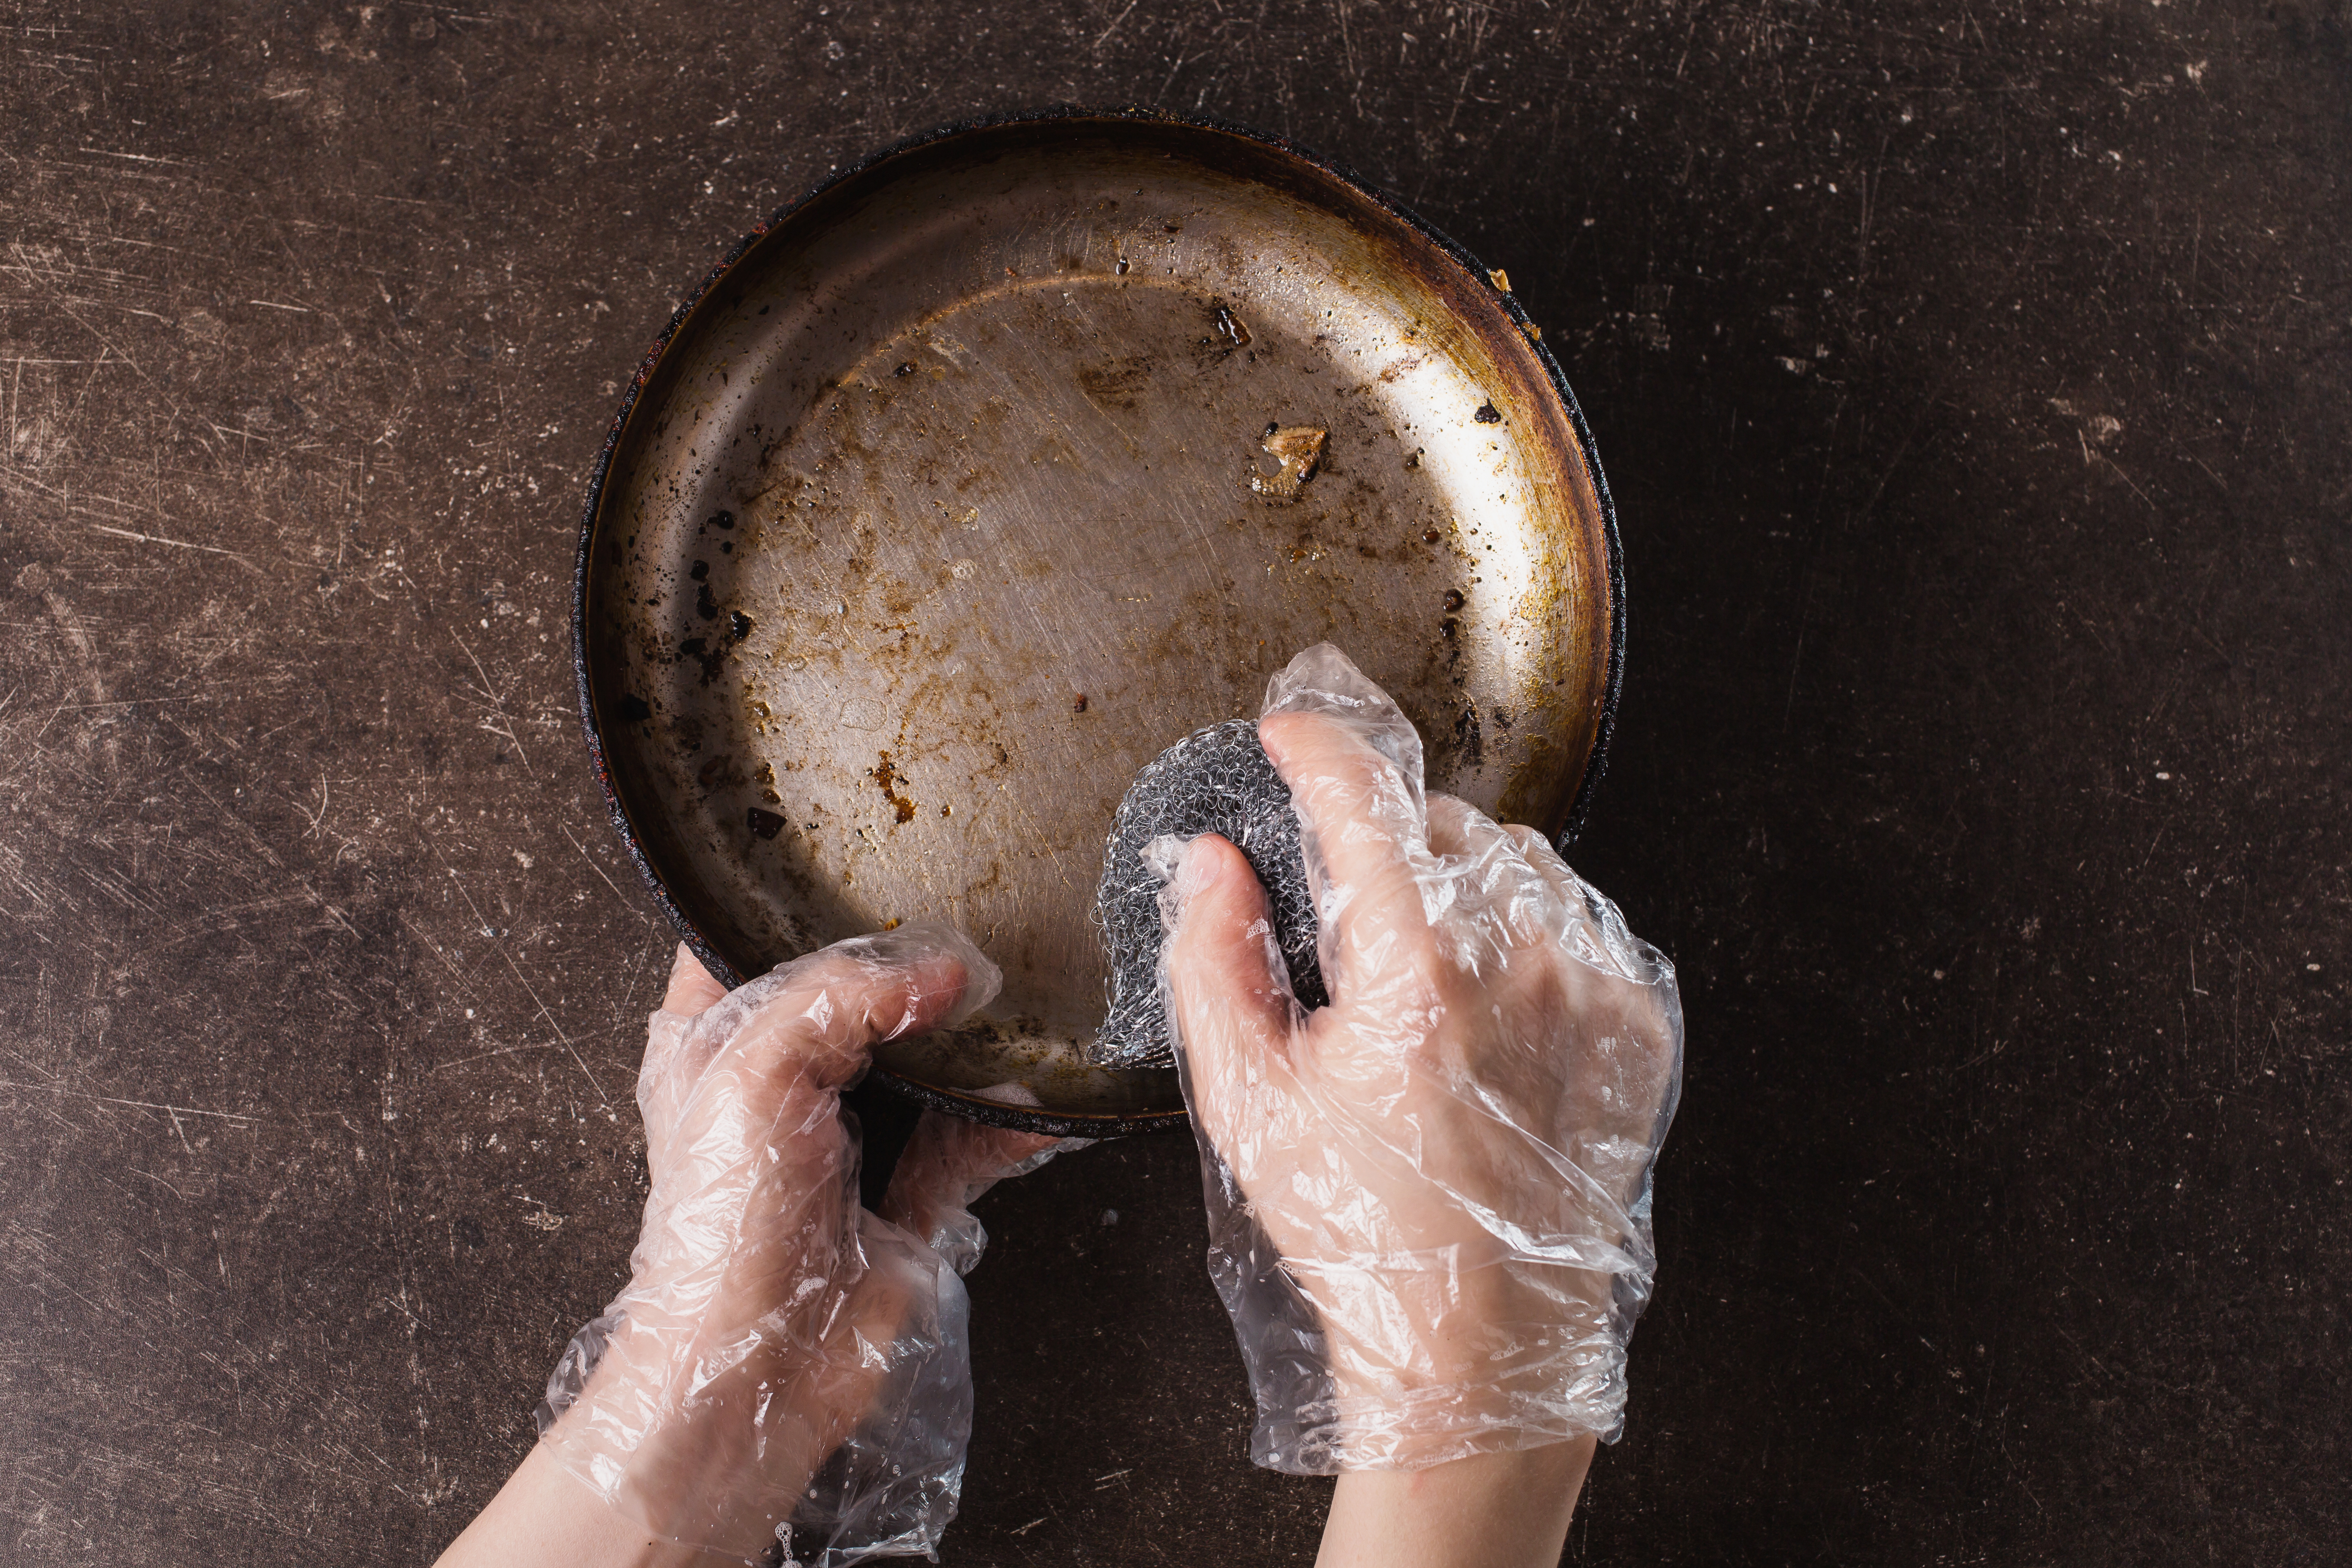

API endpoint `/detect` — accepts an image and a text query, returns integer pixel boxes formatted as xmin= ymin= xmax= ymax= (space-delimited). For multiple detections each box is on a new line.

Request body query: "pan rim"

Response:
xmin=569 ymin=103 xmax=1625 ymax=1136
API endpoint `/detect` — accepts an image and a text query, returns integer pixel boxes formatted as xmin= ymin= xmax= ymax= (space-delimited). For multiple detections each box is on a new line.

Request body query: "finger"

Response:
xmin=639 ymin=944 xmax=729 ymax=1159
xmin=884 ymin=1111 xmax=1061 ymax=1222
xmin=1428 ymin=792 xmax=1515 ymax=861
xmin=714 ymin=924 xmax=991 ymax=1097
xmin=1258 ymin=709 xmax=1430 ymax=892
xmin=1504 ymin=826 xmax=1626 ymax=951
xmin=659 ymin=942 xmax=728 ymax=1017
xmin=1162 ymin=835 xmax=1294 ymax=1152
xmin=881 ymin=1110 xmax=1067 ymax=1271
xmin=1501 ymin=829 xmax=1683 ymax=1145
xmin=1260 ymin=709 xmax=1438 ymax=992
xmin=1430 ymin=800 xmax=1557 ymax=942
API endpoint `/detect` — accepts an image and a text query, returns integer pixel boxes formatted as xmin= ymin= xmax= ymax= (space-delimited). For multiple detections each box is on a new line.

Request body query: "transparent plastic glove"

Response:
xmin=883 ymin=1111 xmax=1072 ymax=1278
xmin=1156 ymin=645 xmax=1685 ymax=1474
xmin=536 ymin=928 xmax=1069 ymax=1565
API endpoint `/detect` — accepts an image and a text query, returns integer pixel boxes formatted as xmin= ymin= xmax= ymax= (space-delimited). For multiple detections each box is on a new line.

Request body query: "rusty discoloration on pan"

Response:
xmin=574 ymin=108 xmax=1624 ymax=1137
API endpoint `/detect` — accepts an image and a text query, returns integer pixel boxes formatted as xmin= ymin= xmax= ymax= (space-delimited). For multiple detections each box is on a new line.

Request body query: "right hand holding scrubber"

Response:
xmin=1156 ymin=645 xmax=1684 ymax=1481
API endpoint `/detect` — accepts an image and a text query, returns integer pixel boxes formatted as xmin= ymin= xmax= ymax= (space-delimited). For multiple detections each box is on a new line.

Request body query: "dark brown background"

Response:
xmin=1 ymin=2 xmax=2346 ymax=1563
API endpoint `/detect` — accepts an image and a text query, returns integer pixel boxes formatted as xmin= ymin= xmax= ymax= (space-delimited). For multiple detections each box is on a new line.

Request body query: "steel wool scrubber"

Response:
xmin=1091 ymin=719 xmax=1326 ymax=1069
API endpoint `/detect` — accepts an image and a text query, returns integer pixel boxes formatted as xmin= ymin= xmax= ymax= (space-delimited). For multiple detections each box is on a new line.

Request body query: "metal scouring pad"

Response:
xmin=1090 ymin=719 xmax=1326 ymax=1069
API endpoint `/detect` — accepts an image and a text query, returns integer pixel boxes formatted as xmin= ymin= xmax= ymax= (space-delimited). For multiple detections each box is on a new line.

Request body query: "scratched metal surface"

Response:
xmin=1 ymin=3 xmax=2347 ymax=1566
xmin=583 ymin=115 xmax=1615 ymax=1128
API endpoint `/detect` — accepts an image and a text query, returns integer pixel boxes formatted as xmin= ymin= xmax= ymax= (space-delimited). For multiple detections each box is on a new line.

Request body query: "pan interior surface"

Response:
xmin=581 ymin=117 xmax=1615 ymax=1131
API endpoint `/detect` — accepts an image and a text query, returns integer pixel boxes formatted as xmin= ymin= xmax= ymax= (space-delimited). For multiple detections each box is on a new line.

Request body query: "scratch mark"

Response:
xmin=561 ymin=823 xmax=631 ymax=905
xmin=436 ymin=856 xmax=606 ymax=1105
xmin=429 ymin=1041 xmax=559 ymax=1075
xmin=1093 ymin=0 xmax=1139 ymax=48
xmin=45 ymin=695 xmax=210 ymax=710
xmin=0 ymin=1078 xmax=255 ymax=1124
xmin=132 ymin=1167 xmax=189 ymax=1200
xmin=452 ymin=629 xmax=532 ymax=774
xmin=78 ymin=146 xmax=197 ymax=166
xmin=2090 ymin=448 xmax=2157 ymax=511
xmin=295 ymin=772 xmax=331 ymax=839
xmin=83 ymin=523 xmax=255 ymax=562
xmin=397 ymin=911 xmax=485 ymax=1003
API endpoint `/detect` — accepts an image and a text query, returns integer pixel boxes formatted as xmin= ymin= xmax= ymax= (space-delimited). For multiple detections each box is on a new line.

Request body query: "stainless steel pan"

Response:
xmin=574 ymin=109 xmax=1623 ymax=1136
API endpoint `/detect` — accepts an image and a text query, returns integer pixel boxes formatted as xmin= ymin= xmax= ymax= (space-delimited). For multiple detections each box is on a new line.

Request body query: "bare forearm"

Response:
xmin=1317 ymin=1437 xmax=1596 ymax=1568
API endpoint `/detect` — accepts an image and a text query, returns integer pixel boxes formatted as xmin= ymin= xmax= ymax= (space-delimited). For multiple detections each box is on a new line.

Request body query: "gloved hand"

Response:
xmin=535 ymin=927 xmax=1064 ymax=1565
xmin=1157 ymin=646 xmax=1684 ymax=1473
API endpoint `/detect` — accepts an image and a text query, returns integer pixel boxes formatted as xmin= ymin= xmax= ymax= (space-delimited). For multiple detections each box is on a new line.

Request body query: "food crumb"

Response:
xmin=1248 ymin=424 xmax=1328 ymax=503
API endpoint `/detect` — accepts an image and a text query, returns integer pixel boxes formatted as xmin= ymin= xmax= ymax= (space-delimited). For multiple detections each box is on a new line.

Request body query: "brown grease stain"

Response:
xmin=870 ymin=750 xmax=918 ymax=824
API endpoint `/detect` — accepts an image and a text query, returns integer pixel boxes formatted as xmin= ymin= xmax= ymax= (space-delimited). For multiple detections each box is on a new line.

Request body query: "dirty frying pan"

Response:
xmin=573 ymin=109 xmax=1623 ymax=1137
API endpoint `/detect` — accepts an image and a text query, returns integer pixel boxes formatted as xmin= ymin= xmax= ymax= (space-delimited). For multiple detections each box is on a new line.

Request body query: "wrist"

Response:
xmin=1318 ymin=1437 xmax=1596 ymax=1568
xmin=535 ymin=1225 xmax=931 ymax=1556
xmin=435 ymin=1442 xmax=757 ymax=1568
xmin=539 ymin=1316 xmax=860 ymax=1554
xmin=1298 ymin=1259 xmax=1626 ymax=1467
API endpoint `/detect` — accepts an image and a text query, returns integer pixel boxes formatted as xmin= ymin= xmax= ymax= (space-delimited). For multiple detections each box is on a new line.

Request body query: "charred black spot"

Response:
xmin=730 ymin=610 xmax=753 ymax=641
xmin=678 ymin=636 xmax=726 ymax=684
xmin=1455 ymin=703 xmax=1484 ymax=768
xmin=617 ymin=693 xmax=652 ymax=723
xmin=1473 ymin=401 xmax=1502 ymax=424
xmin=695 ymin=582 xmax=719 ymax=621
xmin=746 ymin=807 xmax=786 ymax=840
xmin=707 ymin=510 xmax=735 ymax=529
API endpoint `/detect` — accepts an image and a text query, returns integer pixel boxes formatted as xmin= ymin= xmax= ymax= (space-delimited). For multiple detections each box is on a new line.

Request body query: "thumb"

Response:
xmin=1161 ymin=835 xmax=1295 ymax=1152
xmin=659 ymin=941 xmax=729 ymax=1017
xmin=639 ymin=944 xmax=729 ymax=1163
